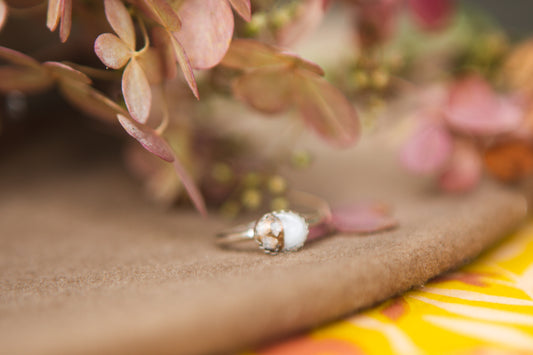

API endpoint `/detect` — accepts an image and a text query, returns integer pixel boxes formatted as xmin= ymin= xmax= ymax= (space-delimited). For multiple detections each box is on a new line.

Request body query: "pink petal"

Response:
xmin=276 ymin=0 xmax=327 ymax=47
xmin=152 ymin=26 xmax=178 ymax=79
xmin=59 ymin=81 xmax=126 ymax=122
xmin=0 ymin=67 xmax=53 ymax=93
xmin=46 ymin=0 xmax=61 ymax=31
xmin=122 ymin=58 xmax=152 ymax=123
xmin=173 ymin=0 xmax=234 ymax=69
xmin=0 ymin=46 xmax=41 ymax=68
xmin=286 ymin=53 xmax=325 ymax=76
xmin=408 ymin=0 xmax=453 ymax=31
xmin=0 ymin=48 xmax=52 ymax=93
xmin=117 ymin=114 xmax=207 ymax=215
xmin=168 ymin=33 xmax=199 ymax=99
xmin=331 ymin=203 xmax=397 ymax=234
xmin=228 ymin=0 xmax=251 ymax=22
xmin=221 ymin=39 xmax=285 ymax=70
xmin=400 ymin=122 xmax=452 ymax=175
xmin=104 ymin=0 xmax=136 ymax=49
xmin=43 ymin=61 xmax=91 ymax=85
xmin=117 ymin=114 xmax=174 ymax=162
xmin=221 ymin=39 xmax=324 ymax=75
xmin=439 ymin=141 xmax=482 ymax=192
xmin=94 ymin=33 xmax=132 ymax=69
xmin=233 ymin=67 xmax=293 ymax=114
xmin=293 ymin=70 xmax=360 ymax=147
xmin=136 ymin=48 xmax=163 ymax=85
xmin=59 ymin=0 xmax=71 ymax=42
xmin=0 ymin=1 xmax=8 ymax=31
xmin=446 ymin=76 xmax=523 ymax=136
xmin=171 ymin=158 xmax=207 ymax=217
xmin=140 ymin=0 xmax=181 ymax=32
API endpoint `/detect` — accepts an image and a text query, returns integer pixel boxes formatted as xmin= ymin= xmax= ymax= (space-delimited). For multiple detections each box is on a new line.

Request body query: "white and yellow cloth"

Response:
xmin=256 ymin=221 xmax=533 ymax=354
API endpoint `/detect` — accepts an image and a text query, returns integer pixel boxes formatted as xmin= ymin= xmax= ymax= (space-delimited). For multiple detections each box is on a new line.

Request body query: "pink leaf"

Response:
xmin=117 ymin=114 xmax=207 ymax=215
xmin=0 ymin=46 xmax=41 ymax=68
xmin=173 ymin=0 xmax=234 ymax=69
xmin=168 ymin=33 xmax=199 ymax=99
xmin=46 ymin=0 xmax=61 ymax=31
xmin=59 ymin=0 xmax=71 ymax=42
xmin=408 ymin=0 xmax=453 ymax=31
xmin=171 ymin=158 xmax=207 ymax=217
xmin=0 ymin=48 xmax=52 ymax=93
xmin=276 ymin=0 xmax=326 ymax=47
xmin=445 ymin=76 xmax=523 ymax=136
xmin=141 ymin=0 xmax=181 ymax=32
xmin=221 ymin=39 xmax=324 ymax=75
xmin=59 ymin=81 xmax=126 ymax=122
xmin=331 ymin=203 xmax=397 ymax=234
xmin=401 ymin=122 xmax=452 ymax=175
xmin=288 ymin=53 xmax=325 ymax=76
xmin=233 ymin=67 xmax=293 ymax=114
xmin=94 ymin=33 xmax=132 ymax=69
xmin=43 ymin=61 xmax=91 ymax=85
xmin=104 ymin=0 xmax=136 ymax=49
xmin=152 ymin=26 xmax=178 ymax=79
xmin=228 ymin=0 xmax=251 ymax=22
xmin=439 ymin=141 xmax=482 ymax=192
xmin=117 ymin=114 xmax=174 ymax=162
xmin=0 ymin=67 xmax=53 ymax=93
xmin=0 ymin=0 xmax=8 ymax=31
xmin=136 ymin=48 xmax=163 ymax=85
xmin=122 ymin=58 xmax=152 ymax=123
xmin=293 ymin=71 xmax=360 ymax=147
xmin=221 ymin=39 xmax=285 ymax=70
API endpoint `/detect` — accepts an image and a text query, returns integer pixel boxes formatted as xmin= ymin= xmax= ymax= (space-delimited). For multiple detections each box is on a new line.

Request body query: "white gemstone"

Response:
xmin=270 ymin=221 xmax=282 ymax=237
xmin=255 ymin=220 xmax=271 ymax=237
xmin=261 ymin=236 xmax=279 ymax=250
xmin=272 ymin=211 xmax=308 ymax=251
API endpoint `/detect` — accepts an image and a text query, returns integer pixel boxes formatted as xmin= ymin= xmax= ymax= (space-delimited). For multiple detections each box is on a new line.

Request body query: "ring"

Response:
xmin=216 ymin=210 xmax=324 ymax=254
xmin=216 ymin=191 xmax=332 ymax=254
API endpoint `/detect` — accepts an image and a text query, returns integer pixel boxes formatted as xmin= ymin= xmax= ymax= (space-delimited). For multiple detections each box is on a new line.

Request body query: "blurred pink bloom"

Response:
xmin=400 ymin=121 xmax=453 ymax=175
xmin=276 ymin=0 xmax=331 ymax=46
xmin=330 ymin=203 xmax=397 ymax=234
xmin=407 ymin=0 xmax=453 ymax=31
xmin=355 ymin=0 xmax=400 ymax=49
xmin=353 ymin=0 xmax=454 ymax=48
xmin=438 ymin=141 xmax=482 ymax=192
xmin=445 ymin=76 xmax=523 ymax=136
xmin=401 ymin=75 xmax=524 ymax=192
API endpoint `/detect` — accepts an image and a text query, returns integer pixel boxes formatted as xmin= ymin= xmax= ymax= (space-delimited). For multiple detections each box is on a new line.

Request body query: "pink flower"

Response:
xmin=407 ymin=0 xmax=454 ymax=31
xmin=401 ymin=75 xmax=524 ymax=192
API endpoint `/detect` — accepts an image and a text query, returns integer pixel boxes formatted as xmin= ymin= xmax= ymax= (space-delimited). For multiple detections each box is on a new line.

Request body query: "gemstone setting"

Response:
xmin=253 ymin=211 xmax=308 ymax=254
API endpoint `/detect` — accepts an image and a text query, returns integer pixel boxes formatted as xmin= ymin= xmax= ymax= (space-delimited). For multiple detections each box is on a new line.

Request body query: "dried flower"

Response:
xmin=47 ymin=0 xmax=72 ymax=42
xmin=95 ymin=0 xmax=153 ymax=123
xmin=0 ymin=0 xmax=7 ymax=31
xmin=401 ymin=75 xmax=525 ymax=192
xmin=221 ymin=39 xmax=360 ymax=147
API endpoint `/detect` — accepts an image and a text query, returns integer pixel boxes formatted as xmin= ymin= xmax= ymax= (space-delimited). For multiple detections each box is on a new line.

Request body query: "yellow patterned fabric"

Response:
xmin=256 ymin=221 xmax=533 ymax=355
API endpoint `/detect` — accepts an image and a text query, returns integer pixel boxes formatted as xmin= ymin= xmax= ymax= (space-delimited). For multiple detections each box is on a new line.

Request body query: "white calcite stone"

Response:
xmin=273 ymin=211 xmax=308 ymax=251
xmin=254 ymin=210 xmax=309 ymax=253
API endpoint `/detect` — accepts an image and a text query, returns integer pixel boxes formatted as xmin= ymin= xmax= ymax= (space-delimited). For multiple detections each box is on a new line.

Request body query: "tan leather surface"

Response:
xmin=0 ymin=135 xmax=527 ymax=355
